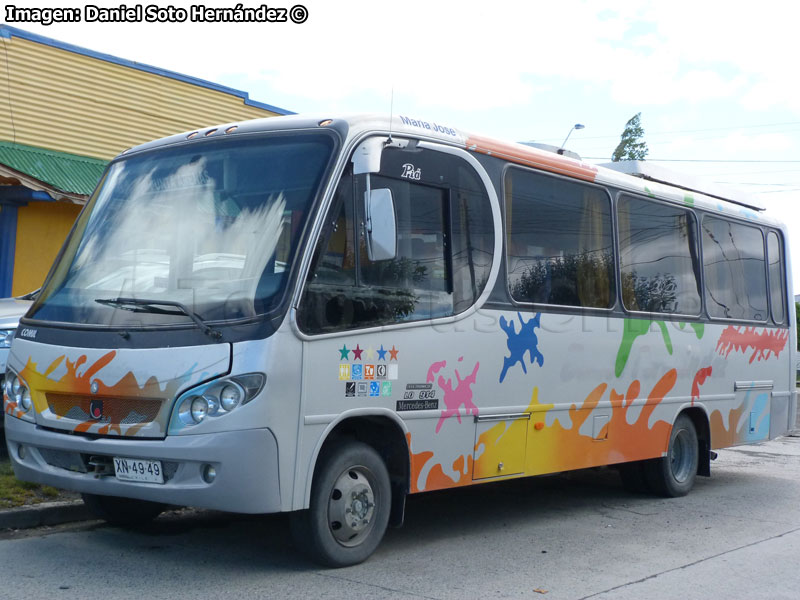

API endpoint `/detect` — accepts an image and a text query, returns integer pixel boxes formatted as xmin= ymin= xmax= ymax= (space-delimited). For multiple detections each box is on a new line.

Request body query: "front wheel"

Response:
xmin=291 ymin=440 xmax=391 ymax=567
xmin=644 ymin=414 xmax=699 ymax=497
xmin=81 ymin=493 xmax=166 ymax=527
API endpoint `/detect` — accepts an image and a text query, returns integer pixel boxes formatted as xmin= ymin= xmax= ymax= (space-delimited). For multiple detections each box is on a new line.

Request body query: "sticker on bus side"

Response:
xmin=397 ymin=399 xmax=439 ymax=411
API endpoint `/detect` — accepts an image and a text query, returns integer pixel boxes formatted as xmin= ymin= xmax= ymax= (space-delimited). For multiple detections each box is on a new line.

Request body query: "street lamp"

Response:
xmin=560 ymin=123 xmax=585 ymax=152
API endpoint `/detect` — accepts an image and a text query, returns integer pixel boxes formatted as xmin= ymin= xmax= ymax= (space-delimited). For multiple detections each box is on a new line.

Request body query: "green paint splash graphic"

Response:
xmin=615 ymin=319 xmax=673 ymax=378
xmin=679 ymin=321 xmax=704 ymax=339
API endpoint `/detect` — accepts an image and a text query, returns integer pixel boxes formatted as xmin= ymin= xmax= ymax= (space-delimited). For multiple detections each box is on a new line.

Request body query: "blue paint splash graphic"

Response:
xmin=499 ymin=312 xmax=544 ymax=383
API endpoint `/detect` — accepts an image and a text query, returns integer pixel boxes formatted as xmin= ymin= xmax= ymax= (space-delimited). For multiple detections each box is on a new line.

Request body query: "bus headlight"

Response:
xmin=219 ymin=383 xmax=243 ymax=411
xmin=172 ymin=373 xmax=265 ymax=430
xmin=205 ymin=394 xmax=220 ymax=416
xmin=3 ymin=368 xmax=35 ymax=422
xmin=20 ymin=387 xmax=32 ymax=412
xmin=190 ymin=396 xmax=209 ymax=423
xmin=4 ymin=373 xmax=13 ymax=397
xmin=0 ymin=329 xmax=14 ymax=348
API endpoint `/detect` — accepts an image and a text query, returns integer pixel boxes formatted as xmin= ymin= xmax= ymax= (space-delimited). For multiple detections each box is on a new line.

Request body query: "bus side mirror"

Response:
xmin=365 ymin=188 xmax=397 ymax=261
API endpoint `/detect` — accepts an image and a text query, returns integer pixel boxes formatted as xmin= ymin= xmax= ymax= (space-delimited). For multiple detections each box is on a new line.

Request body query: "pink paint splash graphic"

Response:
xmin=430 ymin=360 xmax=480 ymax=433
xmin=691 ymin=366 xmax=713 ymax=406
xmin=426 ymin=361 xmax=447 ymax=384
xmin=715 ymin=326 xmax=789 ymax=364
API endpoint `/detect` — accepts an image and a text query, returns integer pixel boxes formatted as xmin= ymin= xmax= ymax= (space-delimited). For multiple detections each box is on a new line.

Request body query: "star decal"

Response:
xmin=353 ymin=344 xmax=364 ymax=360
xmin=339 ymin=345 xmax=350 ymax=360
xmin=389 ymin=345 xmax=399 ymax=361
xmin=365 ymin=346 xmax=376 ymax=361
xmin=377 ymin=345 xmax=388 ymax=361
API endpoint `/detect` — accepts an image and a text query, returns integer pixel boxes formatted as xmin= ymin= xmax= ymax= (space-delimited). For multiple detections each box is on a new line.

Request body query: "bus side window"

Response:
xmin=505 ymin=168 xmax=615 ymax=309
xmin=297 ymin=171 xmax=358 ymax=333
xmin=767 ymin=230 xmax=786 ymax=325
xmin=617 ymin=195 xmax=701 ymax=316
xmin=702 ymin=216 xmax=767 ymax=321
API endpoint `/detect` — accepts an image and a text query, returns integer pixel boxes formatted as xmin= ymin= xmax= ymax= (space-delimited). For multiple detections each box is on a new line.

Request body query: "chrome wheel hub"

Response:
xmin=328 ymin=467 xmax=376 ymax=547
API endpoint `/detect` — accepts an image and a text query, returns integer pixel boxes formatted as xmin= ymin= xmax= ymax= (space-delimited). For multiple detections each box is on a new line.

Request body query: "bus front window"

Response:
xmin=30 ymin=132 xmax=335 ymax=328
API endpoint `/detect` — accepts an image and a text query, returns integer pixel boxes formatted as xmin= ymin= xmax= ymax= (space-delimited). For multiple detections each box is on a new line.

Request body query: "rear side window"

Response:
xmin=702 ymin=217 xmax=767 ymax=321
xmin=505 ymin=168 xmax=615 ymax=308
xmin=617 ymin=195 xmax=701 ymax=315
xmin=767 ymin=231 xmax=786 ymax=324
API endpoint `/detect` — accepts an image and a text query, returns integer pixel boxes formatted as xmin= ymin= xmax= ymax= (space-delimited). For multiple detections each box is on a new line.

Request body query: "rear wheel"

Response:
xmin=644 ymin=414 xmax=699 ymax=497
xmin=291 ymin=440 xmax=391 ymax=567
xmin=81 ymin=493 xmax=166 ymax=527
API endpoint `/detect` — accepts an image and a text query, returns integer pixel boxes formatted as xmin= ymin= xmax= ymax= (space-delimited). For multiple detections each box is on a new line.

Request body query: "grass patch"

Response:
xmin=0 ymin=458 xmax=63 ymax=509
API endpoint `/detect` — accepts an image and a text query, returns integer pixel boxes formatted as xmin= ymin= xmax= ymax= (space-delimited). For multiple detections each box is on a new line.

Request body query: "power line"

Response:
xmin=714 ymin=181 xmax=800 ymax=187
xmin=585 ymin=158 xmax=800 ymax=163
xmin=534 ymin=120 xmax=800 ymax=143
xmin=756 ymin=188 xmax=800 ymax=194
xmin=704 ymin=168 xmax=800 ymax=176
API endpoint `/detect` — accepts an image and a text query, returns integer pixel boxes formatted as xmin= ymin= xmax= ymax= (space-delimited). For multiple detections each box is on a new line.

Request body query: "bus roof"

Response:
xmin=600 ymin=160 xmax=765 ymax=212
xmin=121 ymin=113 xmax=780 ymax=228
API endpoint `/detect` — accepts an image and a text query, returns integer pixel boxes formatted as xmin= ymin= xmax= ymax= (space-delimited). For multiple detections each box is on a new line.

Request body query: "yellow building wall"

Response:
xmin=0 ymin=33 xmax=283 ymax=160
xmin=12 ymin=201 xmax=82 ymax=295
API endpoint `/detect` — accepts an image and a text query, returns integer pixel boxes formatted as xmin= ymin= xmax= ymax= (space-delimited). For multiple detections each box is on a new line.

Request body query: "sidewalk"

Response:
xmin=0 ymin=500 xmax=91 ymax=530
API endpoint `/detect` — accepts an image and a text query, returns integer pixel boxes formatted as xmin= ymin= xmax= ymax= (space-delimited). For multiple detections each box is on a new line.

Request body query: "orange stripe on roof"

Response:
xmin=464 ymin=134 xmax=598 ymax=182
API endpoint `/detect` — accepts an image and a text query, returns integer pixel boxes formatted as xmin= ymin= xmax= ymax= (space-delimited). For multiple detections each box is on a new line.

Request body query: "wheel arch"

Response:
xmin=300 ymin=409 xmax=410 ymax=523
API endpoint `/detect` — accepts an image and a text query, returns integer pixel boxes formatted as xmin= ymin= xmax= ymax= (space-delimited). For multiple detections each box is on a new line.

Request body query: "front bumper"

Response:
xmin=3 ymin=415 xmax=281 ymax=514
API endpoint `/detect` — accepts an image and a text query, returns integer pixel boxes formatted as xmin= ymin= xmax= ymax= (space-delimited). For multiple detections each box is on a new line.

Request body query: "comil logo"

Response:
xmin=19 ymin=328 xmax=37 ymax=339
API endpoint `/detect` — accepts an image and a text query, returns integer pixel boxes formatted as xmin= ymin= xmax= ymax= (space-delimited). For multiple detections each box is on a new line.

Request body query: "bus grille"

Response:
xmin=45 ymin=393 xmax=163 ymax=426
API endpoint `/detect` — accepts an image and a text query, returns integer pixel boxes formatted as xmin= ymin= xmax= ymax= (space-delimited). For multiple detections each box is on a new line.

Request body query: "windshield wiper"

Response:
xmin=95 ymin=297 xmax=222 ymax=340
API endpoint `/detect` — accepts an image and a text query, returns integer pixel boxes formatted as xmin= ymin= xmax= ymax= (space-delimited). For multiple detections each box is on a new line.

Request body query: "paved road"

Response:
xmin=2 ymin=434 xmax=800 ymax=599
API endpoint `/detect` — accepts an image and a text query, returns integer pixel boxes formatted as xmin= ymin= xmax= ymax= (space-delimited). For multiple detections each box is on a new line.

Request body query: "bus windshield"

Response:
xmin=30 ymin=132 xmax=335 ymax=327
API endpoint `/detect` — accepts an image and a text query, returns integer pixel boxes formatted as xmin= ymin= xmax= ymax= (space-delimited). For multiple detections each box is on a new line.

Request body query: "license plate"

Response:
xmin=113 ymin=457 xmax=164 ymax=484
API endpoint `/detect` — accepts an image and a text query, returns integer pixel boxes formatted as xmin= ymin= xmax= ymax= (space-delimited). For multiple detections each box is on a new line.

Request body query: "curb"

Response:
xmin=0 ymin=500 xmax=92 ymax=530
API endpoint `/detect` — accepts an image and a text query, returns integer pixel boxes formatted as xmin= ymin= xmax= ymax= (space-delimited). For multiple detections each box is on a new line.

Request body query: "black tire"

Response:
xmin=81 ymin=493 xmax=166 ymax=527
xmin=618 ymin=460 xmax=652 ymax=494
xmin=290 ymin=440 xmax=391 ymax=567
xmin=644 ymin=414 xmax=699 ymax=497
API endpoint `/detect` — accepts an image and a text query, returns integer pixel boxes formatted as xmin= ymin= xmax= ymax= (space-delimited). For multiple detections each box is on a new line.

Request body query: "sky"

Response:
xmin=6 ymin=0 xmax=800 ymax=291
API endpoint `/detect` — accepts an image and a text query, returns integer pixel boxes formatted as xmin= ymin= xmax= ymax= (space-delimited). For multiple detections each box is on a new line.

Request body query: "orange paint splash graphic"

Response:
xmin=407 ymin=370 xmax=678 ymax=493
xmin=715 ymin=326 xmax=789 ymax=363
xmin=407 ymin=432 xmax=474 ymax=493
xmin=19 ymin=351 xmax=181 ymax=437
xmin=3 ymin=398 xmax=25 ymax=420
xmin=709 ymin=398 xmax=747 ymax=449
xmin=525 ymin=370 xmax=676 ymax=475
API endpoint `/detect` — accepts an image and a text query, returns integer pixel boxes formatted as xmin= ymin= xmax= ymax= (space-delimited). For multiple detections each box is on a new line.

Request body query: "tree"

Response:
xmin=796 ymin=302 xmax=800 ymax=351
xmin=612 ymin=112 xmax=649 ymax=161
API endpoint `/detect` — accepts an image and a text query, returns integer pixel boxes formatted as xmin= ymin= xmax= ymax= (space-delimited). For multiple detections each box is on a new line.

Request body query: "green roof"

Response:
xmin=0 ymin=141 xmax=108 ymax=197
